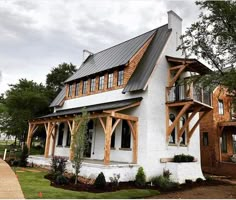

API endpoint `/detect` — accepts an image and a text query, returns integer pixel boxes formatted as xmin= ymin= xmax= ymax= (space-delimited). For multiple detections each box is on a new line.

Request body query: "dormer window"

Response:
xmin=75 ymin=82 xmax=80 ymax=96
xmin=99 ymin=75 xmax=104 ymax=90
xmin=117 ymin=69 xmax=124 ymax=86
xmin=68 ymin=84 xmax=73 ymax=97
xmin=108 ymin=73 xmax=113 ymax=88
xmin=90 ymin=77 xmax=96 ymax=92
xmin=82 ymin=80 xmax=88 ymax=94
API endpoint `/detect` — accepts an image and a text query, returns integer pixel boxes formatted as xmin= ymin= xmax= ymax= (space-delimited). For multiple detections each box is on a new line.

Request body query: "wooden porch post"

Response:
xmin=69 ymin=120 xmax=75 ymax=161
xmin=133 ymin=121 xmax=138 ymax=164
xmin=44 ymin=123 xmax=51 ymax=158
xmin=104 ymin=116 xmax=112 ymax=165
xmin=26 ymin=123 xmax=32 ymax=151
xmin=51 ymin=124 xmax=57 ymax=157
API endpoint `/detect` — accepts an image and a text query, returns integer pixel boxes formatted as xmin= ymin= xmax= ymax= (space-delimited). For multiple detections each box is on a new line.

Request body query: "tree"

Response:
xmin=178 ymin=1 xmax=236 ymax=96
xmin=0 ymin=79 xmax=50 ymax=144
xmin=71 ymin=109 xmax=89 ymax=184
xmin=46 ymin=62 xmax=77 ymax=98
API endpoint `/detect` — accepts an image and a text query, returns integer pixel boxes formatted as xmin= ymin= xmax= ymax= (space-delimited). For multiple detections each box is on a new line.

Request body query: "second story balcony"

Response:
xmin=166 ymin=84 xmax=212 ymax=106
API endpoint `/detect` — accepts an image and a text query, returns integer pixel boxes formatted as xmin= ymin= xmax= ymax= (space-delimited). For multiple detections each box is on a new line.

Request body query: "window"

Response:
xmin=107 ymin=73 xmax=113 ymax=88
xmin=218 ymin=100 xmax=224 ymax=115
xmin=221 ymin=132 xmax=227 ymax=153
xmin=66 ymin=131 xmax=71 ymax=147
xmin=169 ymin=114 xmax=176 ymax=144
xmin=121 ymin=120 xmax=131 ymax=148
xmin=111 ymin=119 xmax=116 ymax=148
xmin=233 ymin=135 xmax=236 ymax=154
xmin=117 ymin=69 xmax=124 ymax=86
xmin=203 ymin=132 xmax=209 ymax=146
xmin=75 ymin=82 xmax=80 ymax=96
xmin=82 ymin=80 xmax=88 ymax=94
xmin=180 ymin=116 xmax=186 ymax=145
xmin=90 ymin=78 xmax=96 ymax=92
xmin=68 ymin=84 xmax=73 ymax=97
xmin=57 ymin=123 xmax=64 ymax=146
xmin=99 ymin=75 xmax=104 ymax=90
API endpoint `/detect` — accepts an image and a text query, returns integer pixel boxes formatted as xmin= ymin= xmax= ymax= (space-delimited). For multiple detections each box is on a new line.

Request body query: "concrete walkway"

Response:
xmin=0 ymin=159 xmax=24 ymax=199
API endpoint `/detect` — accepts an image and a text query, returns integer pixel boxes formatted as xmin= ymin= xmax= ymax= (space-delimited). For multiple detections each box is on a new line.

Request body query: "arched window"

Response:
xmin=169 ymin=113 xmax=176 ymax=144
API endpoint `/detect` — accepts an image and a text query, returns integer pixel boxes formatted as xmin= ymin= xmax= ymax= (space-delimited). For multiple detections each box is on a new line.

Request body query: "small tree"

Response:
xmin=19 ymin=145 xmax=29 ymax=167
xmin=71 ymin=109 xmax=89 ymax=184
xmin=135 ymin=167 xmax=146 ymax=187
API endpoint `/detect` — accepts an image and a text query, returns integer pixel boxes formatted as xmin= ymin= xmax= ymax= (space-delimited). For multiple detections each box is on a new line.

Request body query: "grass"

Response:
xmin=16 ymin=168 xmax=160 ymax=199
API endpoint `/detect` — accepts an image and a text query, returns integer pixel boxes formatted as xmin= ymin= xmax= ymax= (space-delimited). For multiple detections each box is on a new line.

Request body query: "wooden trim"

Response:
xmin=187 ymin=110 xmax=210 ymax=144
xmin=106 ymin=101 xmax=141 ymax=113
xmin=177 ymin=106 xmax=203 ymax=142
xmin=167 ymin=103 xmax=192 ymax=142
xmin=111 ymin=112 xmax=138 ymax=122
xmin=167 ymin=101 xmax=194 ymax=107
xmin=98 ymin=117 xmax=106 ymax=133
xmin=67 ymin=120 xmax=72 ymax=133
xmin=133 ymin=121 xmax=138 ymax=163
xmin=111 ymin=119 xmax=121 ymax=136
xmin=169 ymin=64 xmax=186 ymax=71
xmin=127 ymin=120 xmax=136 ymax=139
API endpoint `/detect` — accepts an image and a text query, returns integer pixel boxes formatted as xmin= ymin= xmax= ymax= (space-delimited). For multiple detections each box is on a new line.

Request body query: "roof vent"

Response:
xmin=83 ymin=49 xmax=93 ymax=63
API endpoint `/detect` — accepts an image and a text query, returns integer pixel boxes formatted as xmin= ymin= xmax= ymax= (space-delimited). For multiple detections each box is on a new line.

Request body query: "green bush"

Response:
xmin=196 ymin=177 xmax=204 ymax=183
xmin=185 ymin=179 xmax=193 ymax=184
xmin=150 ymin=175 xmax=178 ymax=190
xmin=19 ymin=145 xmax=29 ymax=167
xmin=51 ymin=156 xmax=67 ymax=175
xmin=173 ymin=154 xmax=194 ymax=162
xmin=94 ymin=172 xmax=106 ymax=189
xmin=135 ymin=167 xmax=146 ymax=187
xmin=55 ymin=175 xmax=69 ymax=185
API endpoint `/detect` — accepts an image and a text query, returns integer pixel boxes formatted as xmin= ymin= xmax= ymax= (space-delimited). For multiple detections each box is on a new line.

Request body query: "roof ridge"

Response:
xmin=92 ymin=24 xmax=167 ymax=56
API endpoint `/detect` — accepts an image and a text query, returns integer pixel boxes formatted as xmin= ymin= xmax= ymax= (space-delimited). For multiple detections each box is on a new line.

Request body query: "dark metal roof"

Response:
xmin=65 ymin=29 xmax=156 ymax=83
xmin=40 ymin=97 xmax=142 ymax=119
xmin=166 ymin=56 xmax=212 ymax=75
xmin=49 ymin=86 xmax=66 ymax=107
xmin=123 ymin=24 xmax=171 ymax=93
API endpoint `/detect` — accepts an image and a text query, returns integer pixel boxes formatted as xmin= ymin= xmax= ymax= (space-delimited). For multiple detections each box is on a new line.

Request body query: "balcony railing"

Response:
xmin=167 ymin=84 xmax=212 ymax=106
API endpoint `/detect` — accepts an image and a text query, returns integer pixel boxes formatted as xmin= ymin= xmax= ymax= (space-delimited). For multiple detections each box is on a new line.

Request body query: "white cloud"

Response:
xmin=0 ymin=0 xmax=200 ymax=94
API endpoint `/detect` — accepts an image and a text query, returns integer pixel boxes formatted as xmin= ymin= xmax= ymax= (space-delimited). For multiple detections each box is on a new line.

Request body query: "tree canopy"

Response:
xmin=179 ymin=1 xmax=236 ymax=95
xmin=46 ymin=62 xmax=77 ymax=97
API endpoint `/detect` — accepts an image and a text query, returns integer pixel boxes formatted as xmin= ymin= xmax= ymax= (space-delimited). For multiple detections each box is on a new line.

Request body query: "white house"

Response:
xmin=27 ymin=11 xmax=212 ymax=183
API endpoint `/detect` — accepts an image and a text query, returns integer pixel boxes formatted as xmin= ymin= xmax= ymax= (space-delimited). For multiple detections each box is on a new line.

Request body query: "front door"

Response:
xmin=84 ymin=120 xmax=93 ymax=158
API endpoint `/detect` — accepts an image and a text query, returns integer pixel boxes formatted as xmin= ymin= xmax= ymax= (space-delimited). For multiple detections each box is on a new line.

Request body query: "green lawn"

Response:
xmin=16 ymin=168 xmax=160 ymax=199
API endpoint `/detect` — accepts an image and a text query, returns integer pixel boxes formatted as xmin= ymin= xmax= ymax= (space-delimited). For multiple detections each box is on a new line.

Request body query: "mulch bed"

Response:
xmin=44 ymin=174 xmax=228 ymax=193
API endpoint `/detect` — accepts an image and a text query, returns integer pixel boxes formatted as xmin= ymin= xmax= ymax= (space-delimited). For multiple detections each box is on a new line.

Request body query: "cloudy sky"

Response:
xmin=0 ymin=0 xmax=201 ymax=93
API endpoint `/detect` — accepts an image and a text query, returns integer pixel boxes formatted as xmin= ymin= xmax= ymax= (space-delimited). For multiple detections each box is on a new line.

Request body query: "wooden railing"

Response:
xmin=167 ymin=84 xmax=212 ymax=106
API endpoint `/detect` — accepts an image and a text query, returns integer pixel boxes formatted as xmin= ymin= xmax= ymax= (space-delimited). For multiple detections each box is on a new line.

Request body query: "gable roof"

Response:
xmin=49 ymin=86 xmax=66 ymax=107
xmin=65 ymin=28 xmax=157 ymax=83
xmin=123 ymin=24 xmax=171 ymax=93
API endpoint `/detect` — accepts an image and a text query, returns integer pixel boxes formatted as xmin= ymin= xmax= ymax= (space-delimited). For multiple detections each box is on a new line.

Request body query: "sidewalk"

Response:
xmin=0 ymin=159 xmax=24 ymax=199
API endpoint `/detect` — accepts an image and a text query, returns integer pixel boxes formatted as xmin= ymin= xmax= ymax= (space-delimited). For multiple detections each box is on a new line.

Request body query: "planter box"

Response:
xmin=166 ymin=162 xmax=205 ymax=184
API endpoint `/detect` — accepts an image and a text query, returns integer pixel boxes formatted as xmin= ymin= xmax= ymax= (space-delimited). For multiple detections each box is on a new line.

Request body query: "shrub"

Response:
xmin=55 ymin=175 xmax=69 ymax=185
xmin=151 ymin=175 xmax=178 ymax=190
xmin=173 ymin=154 xmax=194 ymax=162
xmin=135 ymin=167 xmax=146 ymax=187
xmin=109 ymin=173 xmax=120 ymax=187
xmin=50 ymin=156 xmax=67 ymax=175
xmin=19 ymin=145 xmax=29 ymax=167
xmin=205 ymin=175 xmax=213 ymax=182
xmin=94 ymin=172 xmax=106 ymax=189
xmin=196 ymin=178 xmax=204 ymax=183
xmin=185 ymin=179 xmax=193 ymax=184
xmin=163 ymin=169 xmax=172 ymax=179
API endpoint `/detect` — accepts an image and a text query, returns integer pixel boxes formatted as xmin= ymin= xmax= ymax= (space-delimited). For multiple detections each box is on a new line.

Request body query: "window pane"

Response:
xmin=218 ymin=100 xmax=224 ymax=115
xmin=75 ymin=82 xmax=80 ymax=96
xmin=203 ymin=132 xmax=209 ymax=146
xmin=121 ymin=120 xmax=131 ymax=148
xmin=108 ymin=73 xmax=113 ymax=88
xmin=82 ymin=80 xmax=87 ymax=94
xmin=99 ymin=76 xmax=104 ymax=90
xmin=233 ymin=135 xmax=236 ymax=154
xmin=169 ymin=114 xmax=176 ymax=144
xmin=180 ymin=117 xmax=186 ymax=145
xmin=221 ymin=132 xmax=227 ymax=153
xmin=68 ymin=84 xmax=73 ymax=97
xmin=57 ymin=123 xmax=64 ymax=146
xmin=90 ymin=78 xmax=96 ymax=92
xmin=66 ymin=131 xmax=71 ymax=147
xmin=117 ymin=70 xmax=124 ymax=86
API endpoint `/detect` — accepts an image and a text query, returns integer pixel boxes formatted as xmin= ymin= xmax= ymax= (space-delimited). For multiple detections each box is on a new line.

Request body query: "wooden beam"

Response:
xmin=111 ymin=112 xmax=138 ymax=122
xmin=177 ymin=106 xmax=203 ymax=142
xmin=67 ymin=120 xmax=72 ymax=133
xmin=133 ymin=121 xmax=138 ymax=164
xmin=44 ymin=122 xmax=51 ymax=158
xmin=187 ymin=110 xmax=210 ymax=144
xmin=168 ymin=64 xmax=188 ymax=87
xmin=166 ymin=101 xmax=194 ymax=107
xmin=167 ymin=103 xmax=192 ymax=142
xmin=127 ymin=120 xmax=136 ymax=139
xmin=111 ymin=119 xmax=121 ymax=136
xmin=169 ymin=64 xmax=186 ymax=71
xmin=98 ymin=117 xmax=106 ymax=133
xmin=104 ymin=116 xmax=112 ymax=165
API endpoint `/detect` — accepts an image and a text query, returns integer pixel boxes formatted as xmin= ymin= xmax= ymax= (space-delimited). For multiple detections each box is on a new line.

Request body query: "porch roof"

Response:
xmin=36 ymin=97 xmax=142 ymax=120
